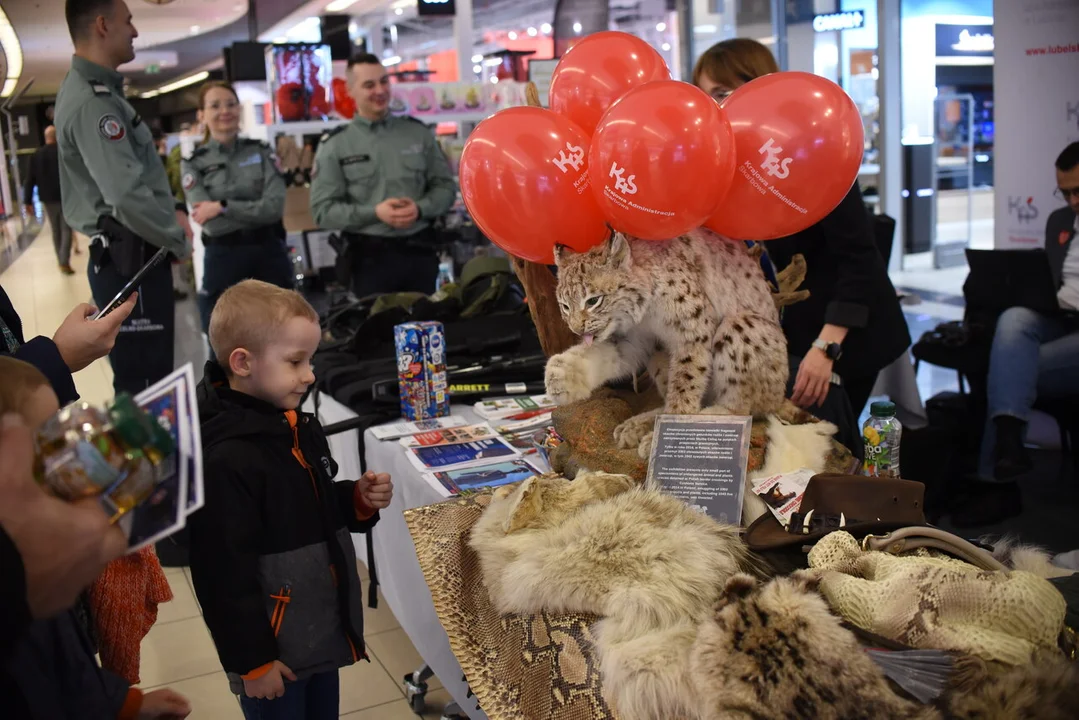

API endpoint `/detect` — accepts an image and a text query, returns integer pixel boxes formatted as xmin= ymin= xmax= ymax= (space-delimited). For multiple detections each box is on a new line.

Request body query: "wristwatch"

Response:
xmin=812 ymin=338 xmax=843 ymax=362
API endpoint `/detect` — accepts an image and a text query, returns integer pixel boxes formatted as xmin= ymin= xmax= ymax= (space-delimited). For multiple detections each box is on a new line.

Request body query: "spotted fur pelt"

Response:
xmin=546 ymin=229 xmax=789 ymax=458
xmin=690 ymin=573 xmax=940 ymax=720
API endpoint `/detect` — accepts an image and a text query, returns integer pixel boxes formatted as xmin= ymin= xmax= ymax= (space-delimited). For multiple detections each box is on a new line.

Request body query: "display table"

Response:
xmin=307 ymin=393 xmax=487 ymax=720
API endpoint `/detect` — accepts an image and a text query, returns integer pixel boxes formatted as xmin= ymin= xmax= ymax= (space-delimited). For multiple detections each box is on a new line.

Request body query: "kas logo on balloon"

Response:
xmin=759 ymin=138 xmax=793 ymax=180
xmin=553 ymin=142 xmax=585 ymax=174
xmin=609 ymin=162 xmax=638 ymax=195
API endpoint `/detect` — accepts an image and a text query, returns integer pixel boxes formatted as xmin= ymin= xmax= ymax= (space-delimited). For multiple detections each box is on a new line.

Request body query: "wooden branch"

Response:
xmin=505 ymin=82 xmax=577 ymax=358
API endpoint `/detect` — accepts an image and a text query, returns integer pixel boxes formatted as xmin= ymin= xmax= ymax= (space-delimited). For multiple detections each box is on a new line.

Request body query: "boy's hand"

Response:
xmin=243 ymin=661 xmax=297 ymax=700
xmin=358 ymin=471 xmax=393 ymax=510
xmin=138 ymin=688 xmax=192 ymax=719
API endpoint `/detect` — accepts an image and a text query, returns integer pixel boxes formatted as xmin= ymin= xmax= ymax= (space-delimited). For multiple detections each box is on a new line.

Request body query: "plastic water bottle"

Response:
xmin=434 ymin=260 xmax=455 ymax=294
xmin=863 ymin=401 xmax=902 ymax=478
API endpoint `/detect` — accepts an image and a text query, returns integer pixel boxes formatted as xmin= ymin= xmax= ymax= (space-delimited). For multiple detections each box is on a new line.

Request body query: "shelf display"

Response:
xmin=265 ymin=43 xmax=335 ymax=124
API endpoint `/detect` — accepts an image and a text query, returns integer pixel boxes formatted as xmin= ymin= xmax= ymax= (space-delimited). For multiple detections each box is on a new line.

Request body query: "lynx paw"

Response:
xmin=637 ymin=432 xmax=655 ymax=459
xmin=614 ymin=412 xmax=658 ymax=450
xmin=545 ymin=351 xmax=594 ymax=406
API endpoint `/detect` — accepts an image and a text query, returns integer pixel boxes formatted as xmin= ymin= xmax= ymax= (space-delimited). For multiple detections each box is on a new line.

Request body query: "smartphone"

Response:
xmin=93 ymin=247 xmax=171 ymax=320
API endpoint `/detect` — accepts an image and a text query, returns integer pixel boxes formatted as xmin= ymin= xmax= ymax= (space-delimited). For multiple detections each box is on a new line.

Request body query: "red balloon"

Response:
xmin=705 ymin=72 xmax=865 ymax=241
xmin=549 ymin=31 xmax=671 ymax=136
xmin=588 ymin=81 xmax=736 ymax=240
xmin=459 ymin=107 xmax=607 ymax=264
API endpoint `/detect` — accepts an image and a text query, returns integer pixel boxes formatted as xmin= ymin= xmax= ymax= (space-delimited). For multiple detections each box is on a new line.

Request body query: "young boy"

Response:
xmin=0 ymin=357 xmax=192 ymax=720
xmin=188 ymin=280 xmax=393 ymax=720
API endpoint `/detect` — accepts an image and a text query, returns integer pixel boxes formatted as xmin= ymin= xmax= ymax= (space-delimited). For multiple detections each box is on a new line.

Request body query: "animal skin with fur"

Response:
xmin=690 ymin=573 xmax=939 ymax=720
xmin=470 ymin=471 xmax=759 ymax=719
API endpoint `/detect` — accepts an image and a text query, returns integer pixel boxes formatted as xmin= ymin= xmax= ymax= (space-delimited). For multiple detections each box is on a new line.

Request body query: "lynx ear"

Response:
xmin=553 ymin=243 xmax=574 ymax=267
xmin=503 ymin=476 xmax=544 ymax=533
xmin=606 ymin=229 xmax=632 ymax=269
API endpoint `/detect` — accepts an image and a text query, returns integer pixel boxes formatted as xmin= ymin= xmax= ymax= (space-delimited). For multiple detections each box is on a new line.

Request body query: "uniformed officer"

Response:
xmin=55 ymin=0 xmax=190 ymax=395
xmin=310 ymin=53 xmax=456 ymax=297
xmin=182 ymin=81 xmax=293 ymax=333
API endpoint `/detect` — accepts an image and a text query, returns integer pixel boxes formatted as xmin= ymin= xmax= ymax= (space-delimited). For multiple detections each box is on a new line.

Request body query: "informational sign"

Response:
xmin=994 ymin=2 xmax=1079 ymax=249
xmin=417 ymin=0 xmax=456 ymax=17
xmin=646 ymin=415 xmax=752 ymax=525
xmin=935 ymin=24 xmax=994 ymax=57
xmin=813 ymin=11 xmax=866 ymax=33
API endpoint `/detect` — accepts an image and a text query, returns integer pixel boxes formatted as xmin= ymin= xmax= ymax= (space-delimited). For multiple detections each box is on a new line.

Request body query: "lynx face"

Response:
xmin=554 ymin=233 xmax=648 ymax=344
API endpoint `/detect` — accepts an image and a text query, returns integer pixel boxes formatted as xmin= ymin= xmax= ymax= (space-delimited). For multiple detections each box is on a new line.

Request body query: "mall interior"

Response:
xmin=1 ymin=0 xmax=1078 ymax=718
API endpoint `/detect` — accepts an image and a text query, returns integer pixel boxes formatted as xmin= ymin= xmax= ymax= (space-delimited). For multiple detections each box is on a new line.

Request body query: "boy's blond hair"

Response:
xmin=0 ymin=357 xmax=51 ymax=417
xmin=208 ymin=280 xmax=319 ymax=369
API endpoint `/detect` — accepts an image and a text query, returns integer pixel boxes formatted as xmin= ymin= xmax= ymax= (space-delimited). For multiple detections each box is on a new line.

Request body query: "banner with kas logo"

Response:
xmin=994 ymin=1 xmax=1079 ymax=248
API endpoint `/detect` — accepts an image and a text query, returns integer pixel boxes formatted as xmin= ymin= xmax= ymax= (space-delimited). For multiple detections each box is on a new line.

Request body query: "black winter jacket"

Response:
xmin=764 ymin=183 xmax=911 ymax=380
xmin=188 ymin=362 xmax=378 ymax=694
xmin=4 ymin=609 xmax=134 ymax=720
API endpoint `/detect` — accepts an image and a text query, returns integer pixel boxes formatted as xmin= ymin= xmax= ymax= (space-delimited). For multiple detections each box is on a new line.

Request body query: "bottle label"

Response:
xmin=863 ymin=423 xmax=898 ymax=477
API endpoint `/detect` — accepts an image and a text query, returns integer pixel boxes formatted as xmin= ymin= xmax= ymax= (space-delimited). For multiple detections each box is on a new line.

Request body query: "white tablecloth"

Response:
xmin=307 ymin=393 xmax=487 ymax=719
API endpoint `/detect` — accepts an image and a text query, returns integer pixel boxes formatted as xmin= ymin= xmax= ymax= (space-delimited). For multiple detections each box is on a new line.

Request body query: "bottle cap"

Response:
xmin=108 ymin=394 xmax=151 ymax=448
xmin=870 ymin=401 xmax=896 ymax=418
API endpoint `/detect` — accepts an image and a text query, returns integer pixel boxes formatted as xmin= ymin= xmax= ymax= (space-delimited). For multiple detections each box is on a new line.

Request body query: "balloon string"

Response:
xmin=525 ymin=82 xmax=541 ymax=109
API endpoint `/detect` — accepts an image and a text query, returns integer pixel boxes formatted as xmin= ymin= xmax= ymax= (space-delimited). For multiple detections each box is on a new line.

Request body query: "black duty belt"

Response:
xmin=203 ymin=222 xmax=286 ymax=247
xmin=341 ymin=227 xmax=436 ymax=256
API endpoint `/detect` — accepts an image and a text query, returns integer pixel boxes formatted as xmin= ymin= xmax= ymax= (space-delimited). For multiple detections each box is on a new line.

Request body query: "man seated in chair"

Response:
xmin=956 ymin=142 xmax=1079 ymax=527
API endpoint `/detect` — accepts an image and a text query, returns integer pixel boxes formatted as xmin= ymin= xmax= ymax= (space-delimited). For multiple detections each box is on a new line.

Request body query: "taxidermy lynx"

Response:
xmin=547 ymin=229 xmax=789 ymax=456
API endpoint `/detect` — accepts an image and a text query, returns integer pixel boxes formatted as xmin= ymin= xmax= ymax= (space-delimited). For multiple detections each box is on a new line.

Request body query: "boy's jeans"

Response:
xmin=977 ymin=306 xmax=1079 ymax=479
xmin=239 ymin=670 xmax=339 ymax=720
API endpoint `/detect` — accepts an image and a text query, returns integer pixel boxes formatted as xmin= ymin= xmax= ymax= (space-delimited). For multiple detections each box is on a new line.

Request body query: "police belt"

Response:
xmin=202 ymin=222 xmax=286 ymax=247
xmin=341 ymin=227 xmax=436 ymax=256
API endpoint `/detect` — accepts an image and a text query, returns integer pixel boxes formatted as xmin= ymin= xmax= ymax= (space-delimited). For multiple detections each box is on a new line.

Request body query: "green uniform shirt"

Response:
xmin=309 ymin=114 xmax=455 ymax=238
xmin=180 ymin=137 xmax=285 ymax=238
xmin=166 ymin=144 xmax=185 ymax=204
xmin=54 ymin=55 xmax=186 ymax=256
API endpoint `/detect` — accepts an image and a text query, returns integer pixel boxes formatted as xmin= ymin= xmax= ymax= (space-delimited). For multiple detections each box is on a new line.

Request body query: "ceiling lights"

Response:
xmin=326 ymin=0 xmax=360 ymax=11
xmin=138 ymin=70 xmax=209 ymax=99
xmin=0 ymin=5 xmax=24 ymax=98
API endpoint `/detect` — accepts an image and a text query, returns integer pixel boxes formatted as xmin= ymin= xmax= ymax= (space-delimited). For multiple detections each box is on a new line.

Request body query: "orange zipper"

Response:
xmin=269 ymin=584 xmax=292 ymax=637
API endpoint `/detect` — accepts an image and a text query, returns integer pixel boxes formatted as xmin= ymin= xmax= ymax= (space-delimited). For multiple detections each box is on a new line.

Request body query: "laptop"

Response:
xmin=964 ymin=249 xmax=1066 ymax=316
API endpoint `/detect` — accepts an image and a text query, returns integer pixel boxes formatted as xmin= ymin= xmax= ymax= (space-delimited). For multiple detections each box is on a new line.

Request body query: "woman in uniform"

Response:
xmin=182 ymin=81 xmax=294 ymax=332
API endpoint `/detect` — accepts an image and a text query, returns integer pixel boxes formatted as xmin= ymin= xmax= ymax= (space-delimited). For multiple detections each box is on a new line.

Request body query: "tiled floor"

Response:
xmin=1 ymin=222 xmax=450 ymax=718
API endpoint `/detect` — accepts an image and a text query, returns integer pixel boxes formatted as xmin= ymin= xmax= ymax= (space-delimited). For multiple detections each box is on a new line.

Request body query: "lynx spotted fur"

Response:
xmin=547 ymin=229 xmax=789 ymax=456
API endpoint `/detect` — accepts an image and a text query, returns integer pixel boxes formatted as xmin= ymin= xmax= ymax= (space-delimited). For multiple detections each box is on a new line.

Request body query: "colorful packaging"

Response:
xmin=394 ymin=321 xmax=450 ymax=420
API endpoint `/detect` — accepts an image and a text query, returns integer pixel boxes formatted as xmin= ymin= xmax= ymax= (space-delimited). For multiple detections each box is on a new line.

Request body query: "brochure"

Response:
xmin=371 ymin=415 xmax=469 ymax=441
xmin=122 ymin=363 xmax=204 ymax=552
xmin=423 ymin=458 xmax=544 ymax=497
xmin=474 ymin=395 xmax=555 ymax=420
xmin=399 ymin=423 xmax=497 ymax=448
xmin=405 ymin=436 xmax=520 ymax=472
xmin=751 ymin=468 xmax=816 ymax=528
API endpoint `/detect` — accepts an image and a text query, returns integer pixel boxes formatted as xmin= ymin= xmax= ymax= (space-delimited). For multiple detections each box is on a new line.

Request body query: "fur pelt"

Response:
xmin=987 ymin=535 xmax=1077 ymax=579
xmin=742 ymin=417 xmax=840 ymax=525
xmin=469 ymin=470 xmax=758 ymax=720
xmin=944 ymin=653 xmax=1079 ymax=719
xmin=690 ymin=573 xmax=939 ymax=720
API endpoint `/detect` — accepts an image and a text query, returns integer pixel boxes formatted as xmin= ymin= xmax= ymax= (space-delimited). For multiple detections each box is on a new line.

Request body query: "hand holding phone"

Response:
xmin=52 ymin=293 xmax=138 ymax=372
xmin=94 ymin=247 xmax=169 ymax=321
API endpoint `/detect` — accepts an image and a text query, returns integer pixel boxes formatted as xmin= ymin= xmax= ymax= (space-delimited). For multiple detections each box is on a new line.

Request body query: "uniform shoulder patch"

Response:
xmin=188 ymin=145 xmax=210 ymax=160
xmin=320 ymin=124 xmax=349 ymax=143
xmin=240 ymin=137 xmax=269 ymax=148
xmin=89 ymin=81 xmax=111 ymax=96
xmin=182 ymin=173 xmax=196 ymax=191
xmin=403 ymin=116 xmax=429 ymax=126
xmin=97 ymin=114 xmax=126 ymax=141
